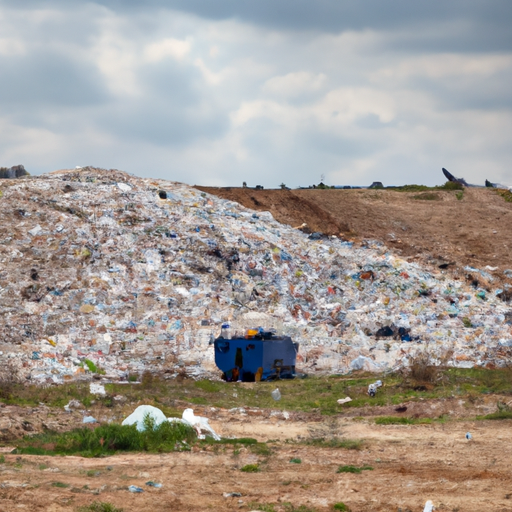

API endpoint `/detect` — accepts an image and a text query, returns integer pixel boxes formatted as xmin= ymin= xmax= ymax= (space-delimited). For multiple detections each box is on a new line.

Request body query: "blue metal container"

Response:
xmin=214 ymin=333 xmax=299 ymax=382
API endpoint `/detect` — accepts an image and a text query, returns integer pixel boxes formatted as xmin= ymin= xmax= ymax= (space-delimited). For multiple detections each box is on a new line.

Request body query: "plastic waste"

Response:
xmin=368 ymin=380 xmax=382 ymax=397
xmin=122 ymin=405 xmax=168 ymax=432
xmin=223 ymin=492 xmax=242 ymax=498
xmin=337 ymin=397 xmax=352 ymax=405
xmin=271 ymin=388 xmax=281 ymax=401
xmin=423 ymin=500 xmax=434 ymax=512
xmin=182 ymin=408 xmax=221 ymax=440
xmin=145 ymin=481 xmax=162 ymax=488
xmin=82 ymin=416 xmax=97 ymax=424
xmin=89 ymin=383 xmax=106 ymax=396
xmin=465 ymin=432 xmax=472 ymax=440
xmin=128 ymin=485 xmax=144 ymax=493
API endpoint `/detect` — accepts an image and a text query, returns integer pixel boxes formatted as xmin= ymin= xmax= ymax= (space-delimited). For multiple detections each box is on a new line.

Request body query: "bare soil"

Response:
xmin=195 ymin=186 xmax=512 ymax=287
xmin=1 ymin=397 xmax=512 ymax=512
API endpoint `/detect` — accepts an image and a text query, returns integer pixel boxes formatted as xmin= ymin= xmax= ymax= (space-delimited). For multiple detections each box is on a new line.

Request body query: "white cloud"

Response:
xmin=262 ymin=71 xmax=327 ymax=98
xmin=144 ymin=37 xmax=191 ymax=62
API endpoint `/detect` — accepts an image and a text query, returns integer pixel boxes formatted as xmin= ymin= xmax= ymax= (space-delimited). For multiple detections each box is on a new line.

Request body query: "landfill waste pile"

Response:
xmin=0 ymin=167 xmax=511 ymax=386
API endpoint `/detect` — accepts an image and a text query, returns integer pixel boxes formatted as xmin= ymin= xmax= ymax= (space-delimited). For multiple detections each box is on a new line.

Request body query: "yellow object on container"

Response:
xmin=246 ymin=329 xmax=258 ymax=338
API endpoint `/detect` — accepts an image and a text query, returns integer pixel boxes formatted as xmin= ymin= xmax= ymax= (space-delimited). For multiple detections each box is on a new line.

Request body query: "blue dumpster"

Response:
xmin=214 ymin=332 xmax=299 ymax=382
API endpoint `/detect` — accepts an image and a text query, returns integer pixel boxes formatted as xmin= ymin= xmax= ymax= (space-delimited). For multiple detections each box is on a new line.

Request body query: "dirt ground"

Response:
xmin=1 ymin=397 xmax=512 ymax=512
xmin=195 ymin=186 xmax=512 ymax=288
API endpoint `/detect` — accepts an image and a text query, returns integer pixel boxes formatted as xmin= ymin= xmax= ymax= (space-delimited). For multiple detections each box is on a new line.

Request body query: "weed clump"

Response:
xmin=241 ymin=463 xmax=260 ymax=472
xmin=333 ymin=503 xmax=350 ymax=511
xmin=408 ymin=352 xmax=439 ymax=388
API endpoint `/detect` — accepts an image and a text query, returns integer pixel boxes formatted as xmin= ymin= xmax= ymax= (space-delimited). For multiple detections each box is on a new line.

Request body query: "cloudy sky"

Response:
xmin=1 ymin=1 xmax=511 ymax=188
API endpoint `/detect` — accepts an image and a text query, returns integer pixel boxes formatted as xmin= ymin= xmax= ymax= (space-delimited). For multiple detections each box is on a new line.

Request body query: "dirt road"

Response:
xmin=1 ymin=404 xmax=511 ymax=512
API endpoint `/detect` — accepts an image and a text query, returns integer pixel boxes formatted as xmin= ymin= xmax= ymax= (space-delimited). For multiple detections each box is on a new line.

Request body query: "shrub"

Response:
xmin=333 ymin=503 xmax=350 ymax=511
xmin=408 ymin=352 xmax=439 ymax=385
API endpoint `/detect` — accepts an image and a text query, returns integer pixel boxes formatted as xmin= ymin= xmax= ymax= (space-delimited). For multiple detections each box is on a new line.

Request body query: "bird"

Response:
xmin=465 ymin=432 xmax=472 ymax=441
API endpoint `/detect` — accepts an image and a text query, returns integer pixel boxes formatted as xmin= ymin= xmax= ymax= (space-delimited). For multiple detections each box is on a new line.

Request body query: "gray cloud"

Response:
xmin=0 ymin=0 xmax=511 ymax=188
xmin=0 ymin=51 xmax=108 ymax=108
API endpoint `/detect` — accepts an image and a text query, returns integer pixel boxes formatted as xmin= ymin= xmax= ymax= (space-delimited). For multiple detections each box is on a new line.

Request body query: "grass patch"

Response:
xmin=83 ymin=359 xmax=98 ymax=373
xmin=333 ymin=503 xmax=350 ymax=511
xmin=241 ymin=463 xmax=260 ymax=473
xmin=248 ymin=503 xmax=276 ymax=512
xmin=299 ymin=438 xmax=363 ymax=450
xmin=15 ymin=414 xmax=195 ymax=457
xmin=336 ymin=465 xmax=373 ymax=474
xmin=51 ymin=481 xmax=70 ymax=488
xmin=289 ymin=458 xmax=302 ymax=464
xmin=477 ymin=410 xmax=512 ymax=420
xmin=375 ymin=416 xmax=432 ymax=425
xmin=77 ymin=502 xmax=124 ymax=512
xmin=456 ymin=191 xmax=464 ymax=201
xmin=2 ymin=368 xmax=512 ymax=418
xmin=496 ymin=188 xmax=512 ymax=203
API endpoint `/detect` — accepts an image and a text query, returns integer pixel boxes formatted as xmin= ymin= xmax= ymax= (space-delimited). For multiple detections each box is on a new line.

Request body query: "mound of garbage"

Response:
xmin=0 ymin=167 xmax=511 ymax=385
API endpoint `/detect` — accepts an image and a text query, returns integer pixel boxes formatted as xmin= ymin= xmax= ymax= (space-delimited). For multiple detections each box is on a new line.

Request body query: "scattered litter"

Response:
xmin=368 ymin=380 xmax=383 ymax=397
xmin=128 ymin=485 xmax=144 ymax=493
xmin=64 ymin=399 xmax=82 ymax=412
xmin=423 ymin=500 xmax=434 ymax=512
xmin=337 ymin=397 xmax=352 ymax=405
xmin=145 ymin=481 xmax=162 ymax=488
xmin=82 ymin=416 xmax=97 ymax=424
xmin=223 ymin=492 xmax=242 ymax=498
xmin=271 ymin=388 xmax=281 ymax=401
xmin=466 ymin=432 xmax=472 ymax=441
xmin=89 ymin=383 xmax=106 ymax=396
xmin=182 ymin=408 xmax=221 ymax=440
xmin=28 ymin=225 xmax=42 ymax=237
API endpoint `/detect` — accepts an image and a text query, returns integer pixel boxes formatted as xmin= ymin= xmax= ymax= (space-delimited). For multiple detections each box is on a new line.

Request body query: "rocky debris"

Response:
xmin=0 ymin=167 xmax=511 ymax=385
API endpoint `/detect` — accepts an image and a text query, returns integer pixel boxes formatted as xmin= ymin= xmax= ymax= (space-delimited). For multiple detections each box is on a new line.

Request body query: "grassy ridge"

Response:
xmin=2 ymin=367 xmax=512 ymax=416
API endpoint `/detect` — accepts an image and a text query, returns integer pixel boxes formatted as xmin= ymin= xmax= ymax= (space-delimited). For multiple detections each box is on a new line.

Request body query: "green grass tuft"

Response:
xmin=333 ymin=503 xmax=350 ymax=511
xmin=77 ymin=502 xmax=124 ymax=512
xmin=375 ymin=416 xmax=432 ymax=425
xmin=478 ymin=410 xmax=512 ymax=420
xmin=496 ymin=188 xmax=512 ymax=203
xmin=241 ymin=463 xmax=260 ymax=472
xmin=51 ymin=481 xmax=70 ymax=488
xmin=336 ymin=465 xmax=373 ymax=474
